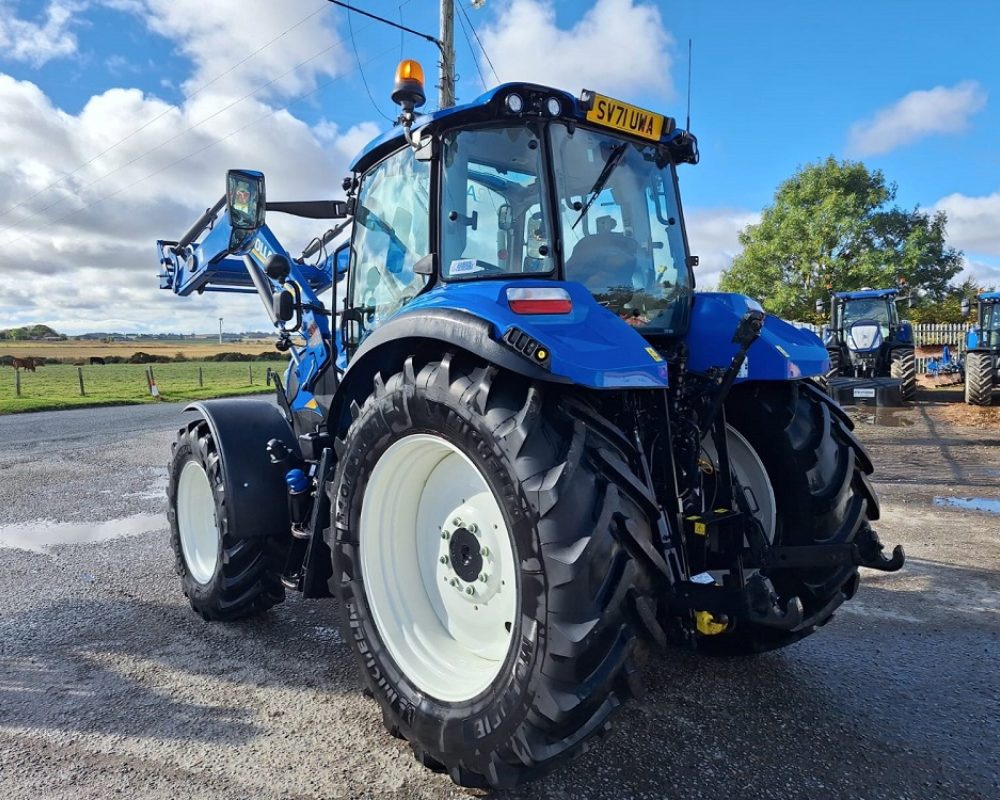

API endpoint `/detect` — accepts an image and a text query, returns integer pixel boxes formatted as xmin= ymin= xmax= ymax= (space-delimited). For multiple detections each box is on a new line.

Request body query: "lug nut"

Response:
xmin=450 ymin=579 xmax=458 ymax=587
xmin=480 ymin=574 xmax=488 ymax=583
xmin=452 ymin=517 xmax=463 ymax=527
xmin=468 ymin=523 xmax=479 ymax=534
xmin=440 ymin=556 xmax=448 ymax=564
xmin=481 ymin=546 xmax=490 ymax=557
xmin=466 ymin=586 xmax=475 ymax=596
xmin=441 ymin=531 xmax=450 ymax=540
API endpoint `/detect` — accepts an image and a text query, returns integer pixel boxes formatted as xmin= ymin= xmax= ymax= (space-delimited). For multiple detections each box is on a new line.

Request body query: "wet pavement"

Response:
xmin=0 ymin=400 xmax=998 ymax=800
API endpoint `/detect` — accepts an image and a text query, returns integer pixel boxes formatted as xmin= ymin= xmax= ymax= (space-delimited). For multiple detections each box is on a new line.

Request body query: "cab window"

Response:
xmin=349 ymin=147 xmax=430 ymax=328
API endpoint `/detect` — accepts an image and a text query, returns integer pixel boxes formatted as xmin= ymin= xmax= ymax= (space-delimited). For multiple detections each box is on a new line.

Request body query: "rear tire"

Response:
xmin=698 ymin=380 xmax=877 ymax=655
xmin=965 ymin=351 xmax=994 ymax=406
xmin=890 ymin=347 xmax=917 ymax=400
xmin=329 ymin=353 xmax=659 ymax=788
xmin=167 ymin=418 xmax=287 ymax=621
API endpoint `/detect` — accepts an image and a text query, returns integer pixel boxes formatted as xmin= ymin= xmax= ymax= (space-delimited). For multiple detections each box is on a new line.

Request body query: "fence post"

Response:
xmin=198 ymin=366 xmax=203 ymax=387
xmin=15 ymin=368 xmax=20 ymax=397
xmin=78 ymin=366 xmax=85 ymax=396
xmin=249 ymin=364 xmax=254 ymax=385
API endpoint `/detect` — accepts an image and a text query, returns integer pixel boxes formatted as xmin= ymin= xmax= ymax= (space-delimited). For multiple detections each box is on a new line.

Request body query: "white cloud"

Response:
xmin=0 ymin=0 xmax=84 ymax=67
xmin=935 ymin=190 xmax=1000 ymax=258
xmin=101 ymin=0 xmax=348 ymax=101
xmin=684 ymin=208 xmax=759 ymax=289
xmin=847 ymin=81 xmax=987 ymax=157
xmin=479 ymin=0 xmax=675 ymax=100
xmin=0 ymin=73 xmax=380 ymax=333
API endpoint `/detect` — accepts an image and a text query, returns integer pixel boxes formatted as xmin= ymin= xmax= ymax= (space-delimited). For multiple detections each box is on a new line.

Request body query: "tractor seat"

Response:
xmin=566 ymin=216 xmax=640 ymax=293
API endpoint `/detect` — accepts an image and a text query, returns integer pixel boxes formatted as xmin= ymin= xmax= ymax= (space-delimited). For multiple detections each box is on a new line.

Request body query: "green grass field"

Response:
xmin=0 ymin=361 xmax=287 ymax=414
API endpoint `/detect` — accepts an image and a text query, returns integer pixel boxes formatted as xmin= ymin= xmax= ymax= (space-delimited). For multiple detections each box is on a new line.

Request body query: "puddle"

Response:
xmin=850 ymin=409 xmax=915 ymax=428
xmin=933 ymin=497 xmax=1000 ymax=515
xmin=0 ymin=513 xmax=164 ymax=553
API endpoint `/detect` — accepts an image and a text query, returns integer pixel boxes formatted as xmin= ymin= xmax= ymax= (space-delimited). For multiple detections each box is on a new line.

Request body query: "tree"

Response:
xmin=719 ymin=157 xmax=963 ymax=321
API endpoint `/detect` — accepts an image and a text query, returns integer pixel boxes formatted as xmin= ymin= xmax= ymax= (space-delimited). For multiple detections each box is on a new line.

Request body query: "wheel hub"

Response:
xmin=449 ymin=528 xmax=483 ymax=582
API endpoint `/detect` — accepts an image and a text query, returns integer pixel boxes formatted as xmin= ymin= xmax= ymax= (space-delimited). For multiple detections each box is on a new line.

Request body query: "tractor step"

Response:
xmin=828 ymin=376 xmax=904 ymax=407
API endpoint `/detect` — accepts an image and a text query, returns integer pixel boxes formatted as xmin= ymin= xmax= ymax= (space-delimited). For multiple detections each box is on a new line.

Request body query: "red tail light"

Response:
xmin=506 ymin=287 xmax=573 ymax=315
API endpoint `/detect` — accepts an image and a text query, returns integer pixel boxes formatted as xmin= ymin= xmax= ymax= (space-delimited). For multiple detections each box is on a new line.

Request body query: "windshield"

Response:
xmin=549 ymin=123 xmax=692 ymax=333
xmin=440 ymin=125 xmax=554 ymax=278
xmin=840 ymin=297 xmax=894 ymax=330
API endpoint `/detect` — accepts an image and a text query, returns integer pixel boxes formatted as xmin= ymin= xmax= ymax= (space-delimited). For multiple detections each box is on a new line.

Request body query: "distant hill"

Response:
xmin=1 ymin=324 xmax=64 ymax=340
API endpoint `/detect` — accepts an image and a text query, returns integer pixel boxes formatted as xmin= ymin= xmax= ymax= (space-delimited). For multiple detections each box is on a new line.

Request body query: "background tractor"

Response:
xmin=156 ymin=61 xmax=903 ymax=789
xmin=962 ymin=291 xmax=1000 ymax=405
xmin=818 ymin=287 xmax=917 ymax=403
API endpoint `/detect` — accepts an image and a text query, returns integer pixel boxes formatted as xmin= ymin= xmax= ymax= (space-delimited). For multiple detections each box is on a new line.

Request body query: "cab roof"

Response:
xmin=349 ymin=82 xmax=699 ymax=174
xmin=834 ymin=288 xmax=899 ymax=300
xmin=979 ymin=291 xmax=1000 ymax=301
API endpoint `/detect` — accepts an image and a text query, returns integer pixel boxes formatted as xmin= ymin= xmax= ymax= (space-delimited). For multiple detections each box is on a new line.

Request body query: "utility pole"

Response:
xmin=218 ymin=317 xmax=223 ymax=345
xmin=439 ymin=0 xmax=456 ymax=108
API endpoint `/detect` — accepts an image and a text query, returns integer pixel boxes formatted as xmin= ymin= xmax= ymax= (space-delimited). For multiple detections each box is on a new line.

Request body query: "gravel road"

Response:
xmin=0 ymin=398 xmax=998 ymax=800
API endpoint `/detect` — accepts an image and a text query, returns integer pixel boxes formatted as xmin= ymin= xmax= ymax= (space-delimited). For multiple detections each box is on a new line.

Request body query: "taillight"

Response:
xmin=506 ymin=287 xmax=572 ymax=315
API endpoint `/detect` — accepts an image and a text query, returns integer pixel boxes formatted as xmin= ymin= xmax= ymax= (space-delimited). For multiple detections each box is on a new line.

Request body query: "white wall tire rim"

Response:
xmin=177 ymin=460 xmax=221 ymax=585
xmin=360 ymin=433 xmax=517 ymax=703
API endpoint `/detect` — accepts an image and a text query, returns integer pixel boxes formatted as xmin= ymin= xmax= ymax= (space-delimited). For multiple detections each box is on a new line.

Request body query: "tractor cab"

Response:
xmin=338 ymin=62 xmax=700 ymax=356
xmin=965 ymin=292 xmax=1000 ymax=350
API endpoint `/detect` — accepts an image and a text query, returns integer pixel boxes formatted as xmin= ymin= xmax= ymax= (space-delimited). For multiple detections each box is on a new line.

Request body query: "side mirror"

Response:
xmin=815 ymin=298 xmax=826 ymax=315
xmin=226 ymin=169 xmax=266 ymax=252
xmin=907 ymin=294 xmax=917 ymax=309
xmin=961 ymin=298 xmax=971 ymax=319
xmin=334 ymin=243 xmax=351 ymax=278
xmin=273 ymin=288 xmax=296 ymax=323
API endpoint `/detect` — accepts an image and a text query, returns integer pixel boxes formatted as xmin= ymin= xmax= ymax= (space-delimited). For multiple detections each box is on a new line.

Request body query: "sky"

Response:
xmin=0 ymin=0 xmax=996 ymax=334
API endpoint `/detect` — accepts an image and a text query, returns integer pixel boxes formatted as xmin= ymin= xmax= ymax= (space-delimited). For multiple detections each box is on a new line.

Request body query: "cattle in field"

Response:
xmin=11 ymin=357 xmax=42 ymax=371
xmin=89 ymin=356 xmax=106 ymax=365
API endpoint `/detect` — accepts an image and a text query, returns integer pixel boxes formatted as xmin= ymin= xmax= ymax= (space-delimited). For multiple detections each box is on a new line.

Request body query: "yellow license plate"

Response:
xmin=585 ymin=93 xmax=664 ymax=142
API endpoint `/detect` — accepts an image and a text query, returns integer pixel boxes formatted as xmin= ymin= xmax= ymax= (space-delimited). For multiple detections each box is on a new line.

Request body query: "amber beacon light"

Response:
xmin=392 ymin=59 xmax=426 ymax=111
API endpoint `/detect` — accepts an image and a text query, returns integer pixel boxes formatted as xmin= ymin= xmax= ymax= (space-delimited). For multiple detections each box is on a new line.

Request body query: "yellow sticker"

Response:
xmin=694 ymin=521 xmax=707 ymax=536
xmin=305 ymin=398 xmax=319 ymax=409
xmin=645 ymin=347 xmax=663 ymax=362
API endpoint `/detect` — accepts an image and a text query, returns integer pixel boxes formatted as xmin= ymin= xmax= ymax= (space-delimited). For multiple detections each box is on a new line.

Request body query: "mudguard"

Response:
xmin=183 ymin=399 xmax=299 ymax=539
xmin=684 ymin=293 xmax=828 ymax=380
xmin=346 ymin=279 xmax=670 ymax=390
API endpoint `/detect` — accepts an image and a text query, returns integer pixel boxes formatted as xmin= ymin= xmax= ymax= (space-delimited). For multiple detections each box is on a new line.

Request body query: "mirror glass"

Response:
xmin=227 ymin=170 xmax=266 ymax=232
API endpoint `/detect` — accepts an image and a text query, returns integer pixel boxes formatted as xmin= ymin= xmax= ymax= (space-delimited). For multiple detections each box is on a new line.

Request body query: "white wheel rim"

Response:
xmin=360 ymin=433 xmax=517 ymax=703
xmin=702 ymin=425 xmax=776 ymax=543
xmin=177 ymin=461 xmax=220 ymax=585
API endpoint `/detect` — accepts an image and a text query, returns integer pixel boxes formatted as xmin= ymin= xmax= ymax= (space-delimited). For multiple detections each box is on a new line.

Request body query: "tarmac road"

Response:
xmin=0 ymin=400 xmax=998 ymax=800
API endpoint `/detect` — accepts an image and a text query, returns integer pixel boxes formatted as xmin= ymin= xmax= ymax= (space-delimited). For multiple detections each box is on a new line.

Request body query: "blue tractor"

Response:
xmin=818 ymin=287 xmax=917 ymax=402
xmin=962 ymin=292 xmax=1000 ymax=405
xmin=157 ymin=61 xmax=903 ymax=788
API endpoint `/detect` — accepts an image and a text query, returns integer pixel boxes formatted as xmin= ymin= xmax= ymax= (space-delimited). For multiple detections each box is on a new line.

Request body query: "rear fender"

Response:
xmin=684 ymin=293 xmax=829 ymax=380
xmin=184 ymin=399 xmax=299 ymax=539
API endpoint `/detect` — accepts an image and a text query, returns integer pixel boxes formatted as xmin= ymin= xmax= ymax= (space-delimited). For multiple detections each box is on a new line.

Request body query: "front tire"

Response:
xmin=890 ymin=347 xmax=917 ymax=400
xmin=329 ymin=353 xmax=659 ymax=788
xmin=700 ymin=380 xmax=878 ymax=655
xmin=167 ymin=418 xmax=287 ymax=620
xmin=965 ymin=351 xmax=994 ymax=406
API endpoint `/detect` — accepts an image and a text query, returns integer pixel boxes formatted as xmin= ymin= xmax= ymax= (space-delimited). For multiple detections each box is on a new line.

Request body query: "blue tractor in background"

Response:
xmin=818 ymin=286 xmax=917 ymax=403
xmin=156 ymin=61 xmax=902 ymax=788
xmin=962 ymin=291 xmax=1000 ymax=405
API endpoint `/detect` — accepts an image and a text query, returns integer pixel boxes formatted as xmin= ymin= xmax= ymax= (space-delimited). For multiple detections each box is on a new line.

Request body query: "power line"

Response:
xmin=458 ymin=0 xmax=499 ymax=85
xmin=0 ymin=8 xmax=403 ymax=239
xmin=5 ymin=40 xmax=402 ymax=252
xmin=346 ymin=3 xmax=394 ymax=121
xmin=0 ymin=1 xmax=330 ymax=224
xmin=455 ymin=5 xmax=487 ymax=90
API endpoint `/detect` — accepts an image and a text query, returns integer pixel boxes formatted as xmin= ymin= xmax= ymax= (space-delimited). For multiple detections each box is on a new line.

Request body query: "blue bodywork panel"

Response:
xmin=350 ymin=279 xmax=670 ymax=389
xmin=834 ymin=288 xmax=899 ymax=300
xmin=979 ymin=292 xmax=1000 ymax=301
xmin=686 ymin=294 xmax=828 ymax=380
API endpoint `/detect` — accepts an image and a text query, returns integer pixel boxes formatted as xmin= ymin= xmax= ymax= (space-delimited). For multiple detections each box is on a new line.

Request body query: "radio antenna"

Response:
xmin=686 ymin=38 xmax=693 ymax=131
